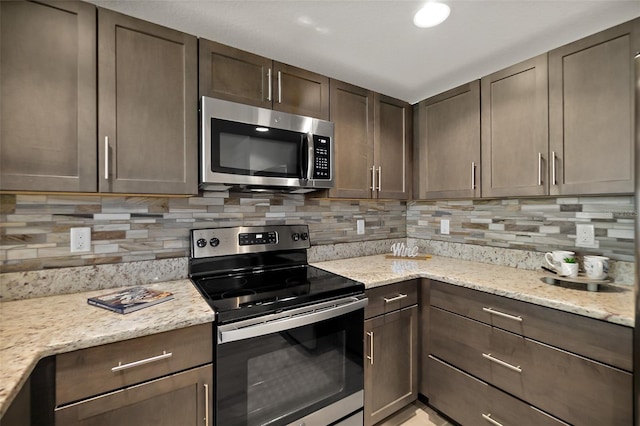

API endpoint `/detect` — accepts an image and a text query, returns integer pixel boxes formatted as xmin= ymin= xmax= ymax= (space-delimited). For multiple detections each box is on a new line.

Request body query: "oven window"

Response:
xmin=211 ymin=118 xmax=304 ymax=178
xmin=216 ymin=310 xmax=364 ymax=426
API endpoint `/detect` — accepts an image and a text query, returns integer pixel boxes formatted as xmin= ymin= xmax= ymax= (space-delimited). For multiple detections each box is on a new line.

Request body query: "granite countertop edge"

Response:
xmin=0 ymin=279 xmax=215 ymax=419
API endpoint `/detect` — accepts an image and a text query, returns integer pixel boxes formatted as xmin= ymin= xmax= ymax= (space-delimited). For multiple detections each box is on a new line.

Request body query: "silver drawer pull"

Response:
xmin=366 ymin=331 xmax=374 ymax=365
xmin=482 ymin=353 xmax=522 ymax=373
xmin=111 ymin=350 xmax=173 ymax=372
xmin=482 ymin=413 xmax=504 ymax=426
xmin=204 ymin=383 xmax=210 ymax=426
xmin=482 ymin=307 xmax=522 ymax=322
xmin=383 ymin=293 xmax=408 ymax=303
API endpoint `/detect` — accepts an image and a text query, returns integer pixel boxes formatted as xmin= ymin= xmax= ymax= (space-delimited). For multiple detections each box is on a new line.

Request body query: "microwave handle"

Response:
xmin=306 ymin=133 xmax=315 ymax=180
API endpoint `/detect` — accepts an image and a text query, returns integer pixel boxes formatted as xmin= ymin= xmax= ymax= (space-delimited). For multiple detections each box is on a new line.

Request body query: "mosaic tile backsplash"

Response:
xmin=0 ymin=192 xmax=406 ymax=272
xmin=0 ymin=192 xmax=636 ymax=274
xmin=407 ymin=196 xmax=637 ymax=262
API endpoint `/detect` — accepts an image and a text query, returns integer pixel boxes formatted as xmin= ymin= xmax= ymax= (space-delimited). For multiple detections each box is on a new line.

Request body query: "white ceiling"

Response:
xmin=88 ymin=0 xmax=640 ymax=104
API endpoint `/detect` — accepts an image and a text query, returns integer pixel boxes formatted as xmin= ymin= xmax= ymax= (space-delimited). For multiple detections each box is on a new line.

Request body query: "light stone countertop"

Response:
xmin=311 ymin=254 xmax=634 ymax=328
xmin=0 ymin=279 xmax=214 ymax=419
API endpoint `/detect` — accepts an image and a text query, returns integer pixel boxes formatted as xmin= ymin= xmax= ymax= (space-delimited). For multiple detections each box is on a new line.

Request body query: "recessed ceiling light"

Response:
xmin=413 ymin=2 xmax=450 ymax=28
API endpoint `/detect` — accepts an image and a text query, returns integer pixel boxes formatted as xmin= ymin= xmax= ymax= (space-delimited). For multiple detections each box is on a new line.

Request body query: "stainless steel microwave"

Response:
xmin=200 ymin=97 xmax=334 ymax=192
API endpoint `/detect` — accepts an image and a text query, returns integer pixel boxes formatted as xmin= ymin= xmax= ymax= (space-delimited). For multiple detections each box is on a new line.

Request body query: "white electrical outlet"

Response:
xmin=70 ymin=227 xmax=92 ymax=252
xmin=357 ymin=219 xmax=365 ymax=235
xmin=440 ymin=219 xmax=450 ymax=235
xmin=575 ymin=224 xmax=595 ymax=247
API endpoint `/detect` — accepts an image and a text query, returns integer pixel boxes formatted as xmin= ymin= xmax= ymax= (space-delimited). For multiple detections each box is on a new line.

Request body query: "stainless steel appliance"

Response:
xmin=200 ymin=97 xmax=334 ymax=192
xmin=189 ymin=225 xmax=366 ymax=426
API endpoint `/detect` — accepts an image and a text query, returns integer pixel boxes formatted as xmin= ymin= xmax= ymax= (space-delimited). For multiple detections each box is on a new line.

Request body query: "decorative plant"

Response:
xmin=563 ymin=257 xmax=577 ymax=263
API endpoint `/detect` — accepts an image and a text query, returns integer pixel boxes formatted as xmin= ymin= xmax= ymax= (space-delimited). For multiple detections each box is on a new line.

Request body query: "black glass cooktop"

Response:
xmin=192 ymin=265 xmax=364 ymax=323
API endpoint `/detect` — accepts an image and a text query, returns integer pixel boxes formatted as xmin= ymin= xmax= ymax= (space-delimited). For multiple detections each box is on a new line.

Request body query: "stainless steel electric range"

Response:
xmin=189 ymin=225 xmax=367 ymax=426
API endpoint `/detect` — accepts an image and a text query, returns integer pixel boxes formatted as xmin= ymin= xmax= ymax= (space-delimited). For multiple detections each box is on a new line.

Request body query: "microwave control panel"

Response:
xmin=312 ymin=135 xmax=331 ymax=179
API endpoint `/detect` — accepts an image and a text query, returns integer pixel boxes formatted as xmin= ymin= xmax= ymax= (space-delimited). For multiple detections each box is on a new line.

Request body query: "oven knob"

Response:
xmin=196 ymin=238 xmax=207 ymax=248
xmin=209 ymin=238 xmax=220 ymax=247
xmin=301 ymin=232 xmax=309 ymax=241
xmin=291 ymin=233 xmax=300 ymax=241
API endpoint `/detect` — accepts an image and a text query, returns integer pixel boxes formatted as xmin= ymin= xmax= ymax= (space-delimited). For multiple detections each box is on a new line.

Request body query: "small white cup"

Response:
xmin=545 ymin=250 xmax=575 ymax=272
xmin=559 ymin=261 xmax=579 ymax=278
xmin=583 ymin=255 xmax=609 ymax=280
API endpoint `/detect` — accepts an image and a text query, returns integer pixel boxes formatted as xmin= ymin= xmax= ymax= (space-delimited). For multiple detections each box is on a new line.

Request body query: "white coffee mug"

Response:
xmin=583 ymin=255 xmax=609 ymax=280
xmin=559 ymin=262 xmax=579 ymax=278
xmin=545 ymin=250 xmax=575 ymax=272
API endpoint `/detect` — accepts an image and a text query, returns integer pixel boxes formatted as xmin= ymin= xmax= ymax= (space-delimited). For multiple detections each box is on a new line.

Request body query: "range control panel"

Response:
xmin=239 ymin=231 xmax=278 ymax=246
xmin=312 ymin=135 xmax=331 ymax=180
xmin=191 ymin=225 xmax=311 ymax=258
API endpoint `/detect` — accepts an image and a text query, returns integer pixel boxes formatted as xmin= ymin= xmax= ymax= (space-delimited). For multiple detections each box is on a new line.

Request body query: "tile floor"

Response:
xmin=392 ymin=400 xmax=453 ymax=426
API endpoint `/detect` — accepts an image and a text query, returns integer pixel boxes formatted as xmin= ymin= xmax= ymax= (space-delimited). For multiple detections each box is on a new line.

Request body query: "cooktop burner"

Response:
xmin=188 ymin=225 xmax=364 ymax=324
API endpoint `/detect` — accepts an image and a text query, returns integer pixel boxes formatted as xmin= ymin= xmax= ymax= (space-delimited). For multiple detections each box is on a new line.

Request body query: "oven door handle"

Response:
xmin=217 ymin=295 xmax=368 ymax=344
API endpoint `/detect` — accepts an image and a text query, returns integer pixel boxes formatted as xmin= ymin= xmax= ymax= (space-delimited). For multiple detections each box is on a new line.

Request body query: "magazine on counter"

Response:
xmin=87 ymin=286 xmax=174 ymax=314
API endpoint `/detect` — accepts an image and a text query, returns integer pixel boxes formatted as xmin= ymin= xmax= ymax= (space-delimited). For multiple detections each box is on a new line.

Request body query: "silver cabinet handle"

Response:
xmin=111 ymin=351 xmax=173 ymax=372
xmin=204 ymin=383 xmax=210 ymax=426
xmin=104 ymin=136 xmax=109 ymax=180
xmin=377 ymin=166 xmax=382 ymax=192
xmin=366 ymin=331 xmax=374 ymax=365
xmin=551 ymin=151 xmax=557 ymax=185
xmin=370 ymin=167 xmax=376 ymax=191
xmin=267 ymin=68 xmax=272 ymax=102
xmin=537 ymin=152 xmax=543 ymax=186
xmin=471 ymin=162 xmax=476 ymax=189
xmin=482 ymin=353 xmax=522 ymax=373
xmin=277 ymin=71 xmax=282 ymax=103
xmin=482 ymin=307 xmax=522 ymax=322
xmin=482 ymin=413 xmax=504 ymax=426
xmin=383 ymin=293 xmax=407 ymax=303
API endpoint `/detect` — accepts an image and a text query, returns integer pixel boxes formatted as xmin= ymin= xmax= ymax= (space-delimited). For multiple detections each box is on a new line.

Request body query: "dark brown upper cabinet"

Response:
xmin=327 ymin=80 xmax=411 ymax=199
xmin=374 ymin=94 xmax=412 ymax=200
xmin=98 ymin=9 xmax=198 ymax=195
xmin=481 ymin=54 xmax=549 ymax=198
xmin=414 ymin=81 xmax=481 ymax=199
xmin=0 ymin=0 xmax=97 ymax=192
xmin=199 ymin=39 xmax=329 ymax=120
xmin=548 ymin=18 xmax=638 ymax=196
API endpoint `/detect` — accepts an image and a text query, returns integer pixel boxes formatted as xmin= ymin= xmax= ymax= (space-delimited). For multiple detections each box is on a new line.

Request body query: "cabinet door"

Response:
xmin=481 ymin=55 xmax=549 ymax=197
xmin=198 ymin=39 xmax=272 ymax=109
xmin=328 ymin=80 xmax=374 ymax=198
xmin=55 ymin=364 xmax=212 ymax=426
xmin=415 ymin=81 xmax=481 ymax=199
xmin=98 ymin=9 xmax=198 ymax=194
xmin=374 ymin=94 xmax=412 ymax=200
xmin=549 ymin=19 xmax=639 ymax=195
xmin=273 ymin=62 xmax=330 ymax=120
xmin=364 ymin=306 xmax=418 ymax=426
xmin=0 ymin=0 xmax=96 ymax=192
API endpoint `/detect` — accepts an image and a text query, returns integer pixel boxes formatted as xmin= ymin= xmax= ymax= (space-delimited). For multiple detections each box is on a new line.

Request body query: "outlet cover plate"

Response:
xmin=575 ymin=224 xmax=596 ymax=248
xmin=70 ymin=227 xmax=92 ymax=252
xmin=440 ymin=219 xmax=450 ymax=235
xmin=357 ymin=219 xmax=365 ymax=235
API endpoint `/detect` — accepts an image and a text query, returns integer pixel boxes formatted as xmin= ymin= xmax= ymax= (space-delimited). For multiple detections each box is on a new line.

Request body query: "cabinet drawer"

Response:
xmin=365 ymin=280 xmax=417 ymax=319
xmin=430 ymin=307 xmax=632 ymax=426
xmin=427 ymin=356 xmax=567 ymax=426
xmin=430 ymin=280 xmax=632 ymax=371
xmin=55 ymin=364 xmax=212 ymax=425
xmin=56 ymin=324 xmax=212 ymax=405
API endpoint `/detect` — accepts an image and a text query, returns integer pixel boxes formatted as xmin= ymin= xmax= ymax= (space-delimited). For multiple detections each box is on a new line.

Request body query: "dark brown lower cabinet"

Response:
xmin=425 ymin=280 xmax=633 ymax=426
xmin=427 ymin=356 xmax=567 ymax=426
xmin=364 ymin=304 xmax=418 ymax=426
xmin=55 ymin=364 xmax=212 ymax=426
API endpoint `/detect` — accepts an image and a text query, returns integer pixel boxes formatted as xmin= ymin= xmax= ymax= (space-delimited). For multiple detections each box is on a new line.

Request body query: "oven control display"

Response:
xmin=239 ymin=231 xmax=278 ymax=246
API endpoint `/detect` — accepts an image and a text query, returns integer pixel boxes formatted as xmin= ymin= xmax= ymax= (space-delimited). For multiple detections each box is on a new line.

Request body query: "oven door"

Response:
xmin=216 ymin=295 xmax=367 ymax=426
